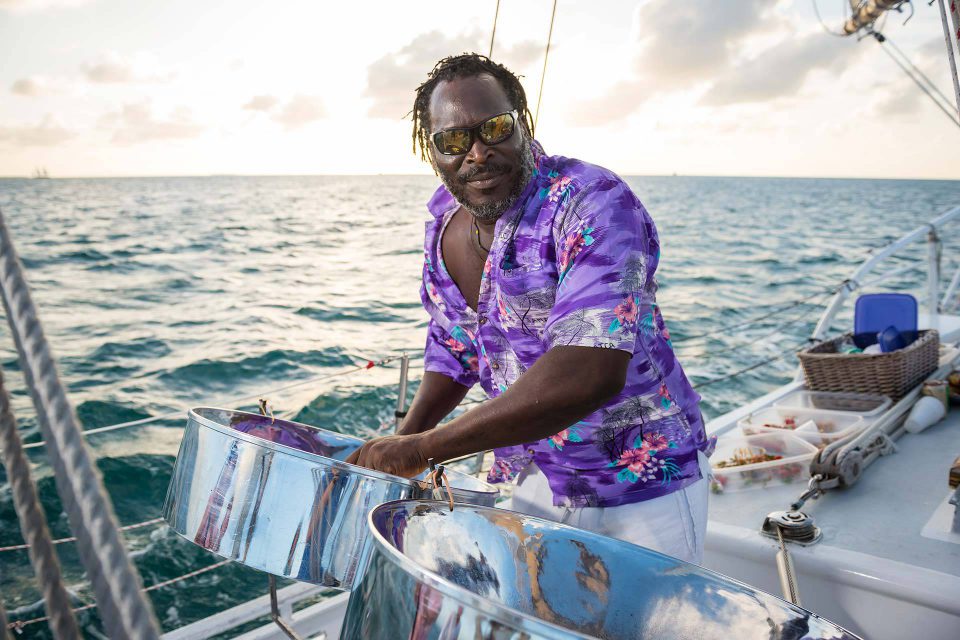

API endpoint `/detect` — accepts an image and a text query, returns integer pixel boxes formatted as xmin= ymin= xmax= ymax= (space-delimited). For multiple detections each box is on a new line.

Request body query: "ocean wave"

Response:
xmin=157 ymin=347 xmax=355 ymax=389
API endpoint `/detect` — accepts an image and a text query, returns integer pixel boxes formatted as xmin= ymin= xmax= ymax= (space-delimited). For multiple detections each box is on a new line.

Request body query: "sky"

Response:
xmin=1 ymin=0 xmax=958 ymax=179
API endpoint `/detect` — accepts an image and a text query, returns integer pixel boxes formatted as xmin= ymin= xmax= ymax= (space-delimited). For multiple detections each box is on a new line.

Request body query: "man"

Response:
xmin=346 ymin=54 xmax=712 ymax=563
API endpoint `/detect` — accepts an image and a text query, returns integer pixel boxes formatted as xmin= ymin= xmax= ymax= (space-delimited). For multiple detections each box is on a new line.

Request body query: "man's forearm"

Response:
xmin=396 ymin=370 xmax=471 ymax=435
xmin=419 ymin=346 xmax=629 ymax=462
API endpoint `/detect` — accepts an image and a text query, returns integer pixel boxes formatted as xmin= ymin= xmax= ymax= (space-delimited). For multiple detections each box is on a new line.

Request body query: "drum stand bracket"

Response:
xmin=269 ymin=575 xmax=303 ymax=640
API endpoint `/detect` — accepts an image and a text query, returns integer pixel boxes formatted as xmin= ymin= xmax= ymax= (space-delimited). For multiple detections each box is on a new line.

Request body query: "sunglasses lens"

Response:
xmin=435 ymin=129 xmax=471 ymax=155
xmin=479 ymin=113 xmax=515 ymax=145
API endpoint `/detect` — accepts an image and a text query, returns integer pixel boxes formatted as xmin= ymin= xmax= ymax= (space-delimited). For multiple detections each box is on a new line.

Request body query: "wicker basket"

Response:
xmin=798 ymin=330 xmax=939 ymax=401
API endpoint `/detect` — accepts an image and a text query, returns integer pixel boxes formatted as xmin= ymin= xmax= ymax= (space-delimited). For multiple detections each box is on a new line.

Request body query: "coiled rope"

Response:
xmin=0 ymin=369 xmax=81 ymax=637
xmin=0 ymin=208 xmax=161 ymax=639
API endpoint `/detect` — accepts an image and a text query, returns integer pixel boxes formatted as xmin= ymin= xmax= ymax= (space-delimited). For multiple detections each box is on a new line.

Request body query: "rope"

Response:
xmin=0 ymin=369 xmax=81 ymax=637
xmin=534 ymin=0 xmax=558 ymax=131
xmin=0 ymin=517 xmax=166 ymax=553
xmin=6 ymin=560 xmax=232 ymax=632
xmin=17 ymin=351 xmax=421 ymax=451
xmin=936 ymin=0 xmax=960 ymax=121
xmin=488 ymin=0 xmax=500 ymax=58
xmin=0 ymin=209 xmax=161 ymax=639
xmin=874 ymin=32 xmax=960 ymax=129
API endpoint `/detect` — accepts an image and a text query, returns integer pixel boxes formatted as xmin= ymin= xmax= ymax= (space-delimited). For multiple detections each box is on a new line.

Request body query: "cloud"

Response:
xmin=874 ymin=85 xmax=923 ymax=117
xmin=99 ymin=102 xmax=203 ymax=144
xmin=569 ymin=1 xmax=868 ymax=125
xmin=632 ymin=0 xmax=776 ymax=85
xmin=0 ymin=115 xmax=75 ymax=146
xmin=272 ymin=95 xmax=325 ymax=129
xmin=700 ymin=32 xmax=856 ymax=106
xmin=10 ymin=76 xmax=51 ymax=96
xmin=243 ymin=95 xmax=279 ymax=112
xmin=0 ymin=0 xmax=91 ymax=11
xmin=364 ymin=30 xmax=543 ymax=120
xmin=81 ymin=51 xmax=174 ymax=84
xmin=567 ymin=80 xmax=648 ymax=125
xmin=567 ymin=0 xmax=779 ymax=125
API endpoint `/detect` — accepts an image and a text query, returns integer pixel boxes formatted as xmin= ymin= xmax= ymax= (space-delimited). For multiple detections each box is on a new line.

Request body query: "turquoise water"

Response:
xmin=0 ymin=175 xmax=958 ymax=636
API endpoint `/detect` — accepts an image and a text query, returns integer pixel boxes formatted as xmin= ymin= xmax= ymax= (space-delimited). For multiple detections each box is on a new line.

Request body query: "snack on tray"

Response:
xmin=713 ymin=446 xmax=783 ymax=469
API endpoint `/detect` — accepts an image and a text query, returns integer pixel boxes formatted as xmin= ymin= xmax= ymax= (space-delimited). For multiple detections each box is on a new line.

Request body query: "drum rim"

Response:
xmin=188 ymin=406 xmax=422 ymax=488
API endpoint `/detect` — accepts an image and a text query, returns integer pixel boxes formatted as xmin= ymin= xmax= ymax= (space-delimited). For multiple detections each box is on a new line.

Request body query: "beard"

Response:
xmin=438 ymin=137 xmax=536 ymax=223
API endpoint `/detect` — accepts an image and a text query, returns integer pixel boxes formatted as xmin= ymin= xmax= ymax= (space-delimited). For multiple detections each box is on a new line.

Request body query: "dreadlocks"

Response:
xmin=411 ymin=53 xmax=535 ymax=162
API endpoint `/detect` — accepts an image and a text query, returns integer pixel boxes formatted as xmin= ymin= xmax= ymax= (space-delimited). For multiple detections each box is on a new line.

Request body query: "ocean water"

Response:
xmin=0 ymin=174 xmax=958 ymax=636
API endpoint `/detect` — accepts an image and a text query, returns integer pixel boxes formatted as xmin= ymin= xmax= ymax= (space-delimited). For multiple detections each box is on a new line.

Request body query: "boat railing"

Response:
xmin=812 ymin=204 xmax=960 ymax=340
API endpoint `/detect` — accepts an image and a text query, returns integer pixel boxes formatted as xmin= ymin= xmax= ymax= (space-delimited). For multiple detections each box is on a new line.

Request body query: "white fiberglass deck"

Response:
xmin=707 ymin=407 xmax=960 ymax=575
xmin=702 ymin=405 xmax=960 ymax=639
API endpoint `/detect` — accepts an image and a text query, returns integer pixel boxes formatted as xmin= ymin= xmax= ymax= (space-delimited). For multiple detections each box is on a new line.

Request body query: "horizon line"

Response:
xmin=2 ymin=172 xmax=959 ymax=182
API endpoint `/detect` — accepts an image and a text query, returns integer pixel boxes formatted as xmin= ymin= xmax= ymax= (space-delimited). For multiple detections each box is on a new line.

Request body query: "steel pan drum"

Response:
xmin=341 ymin=500 xmax=860 ymax=640
xmin=162 ymin=408 xmax=498 ymax=589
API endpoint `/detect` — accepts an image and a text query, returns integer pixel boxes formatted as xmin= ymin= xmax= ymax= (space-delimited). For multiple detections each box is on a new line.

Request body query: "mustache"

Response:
xmin=457 ymin=162 xmax=511 ymax=183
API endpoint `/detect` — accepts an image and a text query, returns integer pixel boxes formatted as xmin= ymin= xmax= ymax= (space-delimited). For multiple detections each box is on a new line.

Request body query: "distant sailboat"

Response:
xmin=32 ymin=167 xmax=50 ymax=179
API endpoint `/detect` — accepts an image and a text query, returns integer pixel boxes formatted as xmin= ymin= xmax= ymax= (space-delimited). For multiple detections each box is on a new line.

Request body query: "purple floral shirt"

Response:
xmin=421 ymin=141 xmax=710 ymax=508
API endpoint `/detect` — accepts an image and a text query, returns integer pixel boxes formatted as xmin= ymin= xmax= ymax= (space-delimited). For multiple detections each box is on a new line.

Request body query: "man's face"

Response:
xmin=428 ymin=74 xmax=535 ymax=222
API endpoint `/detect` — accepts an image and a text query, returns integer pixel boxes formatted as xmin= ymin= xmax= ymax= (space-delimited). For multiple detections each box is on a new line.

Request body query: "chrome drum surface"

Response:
xmin=341 ymin=500 xmax=860 ymax=639
xmin=162 ymin=408 xmax=497 ymax=589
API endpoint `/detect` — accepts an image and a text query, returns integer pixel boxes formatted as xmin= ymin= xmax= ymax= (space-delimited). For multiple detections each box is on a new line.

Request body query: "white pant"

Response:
xmin=507 ymin=452 xmax=710 ymax=564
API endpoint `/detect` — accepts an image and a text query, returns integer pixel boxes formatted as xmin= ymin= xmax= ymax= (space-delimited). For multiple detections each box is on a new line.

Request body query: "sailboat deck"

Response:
xmin=707 ymin=407 xmax=960 ymax=576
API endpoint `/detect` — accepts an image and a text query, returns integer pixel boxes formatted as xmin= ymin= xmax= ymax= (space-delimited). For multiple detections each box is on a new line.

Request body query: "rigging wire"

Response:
xmin=13 ymin=351 xmax=423 ymax=451
xmin=811 ymin=0 xmax=849 ymax=36
xmin=883 ymin=34 xmax=958 ymax=109
xmin=672 ymin=283 xmax=844 ymax=344
xmin=873 ymin=32 xmax=960 ymax=128
xmin=534 ymin=0 xmax=558 ymax=131
xmin=678 ymin=291 xmax=833 ymax=359
xmin=488 ymin=0 xmax=501 ymax=58
xmin=691 ymin=340 xmax=809 ymax=391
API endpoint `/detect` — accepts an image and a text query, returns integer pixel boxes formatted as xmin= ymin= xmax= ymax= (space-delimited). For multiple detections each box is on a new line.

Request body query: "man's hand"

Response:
xmin=344 ymin=433 xmax=429 ymax=478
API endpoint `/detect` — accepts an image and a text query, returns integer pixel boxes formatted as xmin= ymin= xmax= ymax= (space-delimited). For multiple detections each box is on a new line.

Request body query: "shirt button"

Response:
xmin=528 ymin=448 xmax=535 ymax=455
xmin=478 ymin=317 xmax=487 ymax=325
xmin=491 ymin=362 xmax=500 ymax=370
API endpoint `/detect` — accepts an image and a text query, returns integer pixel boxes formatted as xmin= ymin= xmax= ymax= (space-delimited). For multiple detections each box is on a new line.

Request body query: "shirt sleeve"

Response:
xmin=423 ymin=319 xmax=480 ymax=388
xmin=543 ymin=177 xmax=659 ymax=354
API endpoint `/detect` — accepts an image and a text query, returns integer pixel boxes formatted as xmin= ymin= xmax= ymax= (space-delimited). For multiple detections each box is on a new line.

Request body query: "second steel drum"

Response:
xmin=341 ymin=500 xmax=860 ymax=640
xmin=162 ymin=407 xmax=498 ymax=589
